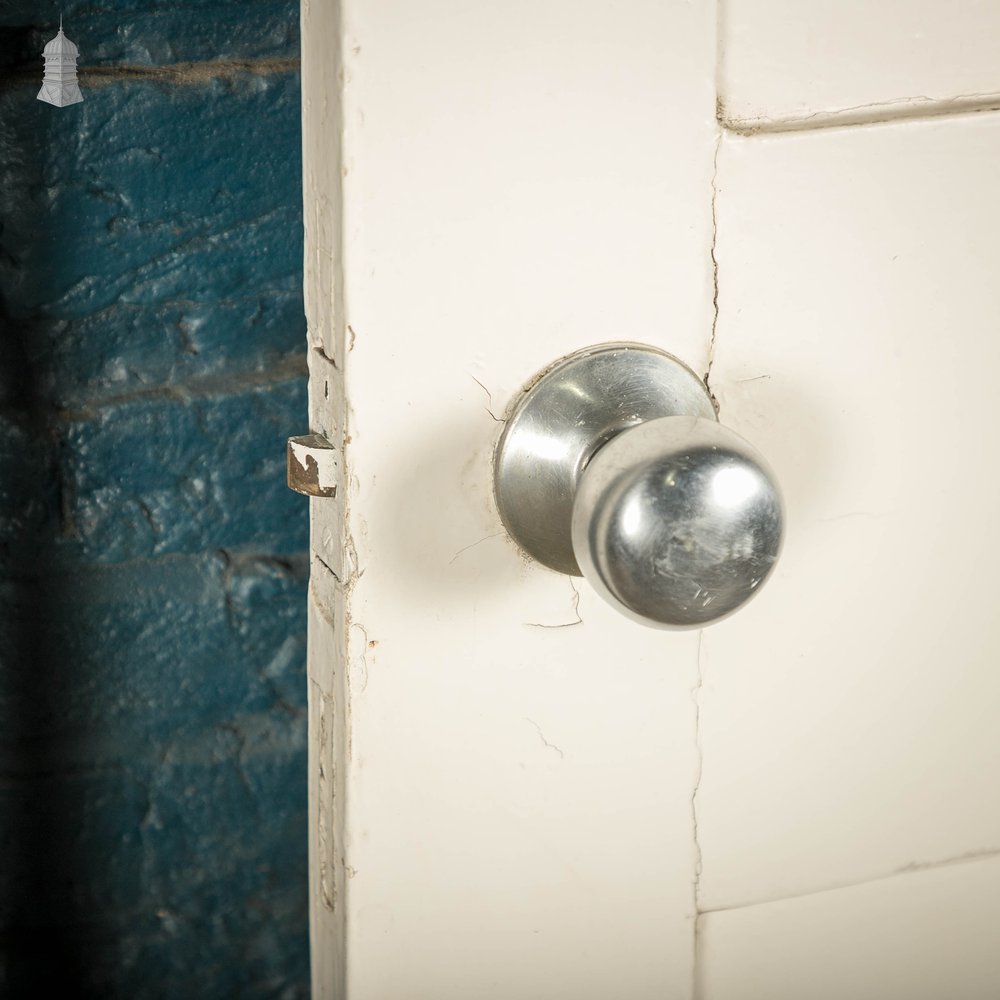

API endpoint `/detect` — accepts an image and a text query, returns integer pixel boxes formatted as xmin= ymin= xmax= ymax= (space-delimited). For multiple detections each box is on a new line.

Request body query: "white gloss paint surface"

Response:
xmin=699 ymin=855 xmax=1000 ymax=1000
xmin=701 ymin=115 xmax=1000 ymax=913
xmin=721 ymin=0 xmax=1000 ymax=129
xmin=305 ymin=1 xmax=1000 ymax=996
xmin=333 ymin=1 xmax=716 ymax=996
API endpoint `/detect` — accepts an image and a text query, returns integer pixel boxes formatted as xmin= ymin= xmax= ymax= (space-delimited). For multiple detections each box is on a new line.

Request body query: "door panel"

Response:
xmin=699 ymin=855 xmax=1000 ymax=1000
xmin=698 ymin=115 xmax=1000 ymax=913
xmin=721 ymin=0 xmax=1000 ymax=129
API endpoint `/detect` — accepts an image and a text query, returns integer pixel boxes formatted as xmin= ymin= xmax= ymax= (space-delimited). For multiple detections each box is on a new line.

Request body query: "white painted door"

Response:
xmin=300 ymin=2 xmax=1000 ymax=997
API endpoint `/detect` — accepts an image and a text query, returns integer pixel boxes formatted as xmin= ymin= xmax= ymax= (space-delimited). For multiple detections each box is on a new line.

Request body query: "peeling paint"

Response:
xmin=288 ymin=433 xmax=341 ymax=497
xmin=300 ymin=0 xmax=349 ymax=993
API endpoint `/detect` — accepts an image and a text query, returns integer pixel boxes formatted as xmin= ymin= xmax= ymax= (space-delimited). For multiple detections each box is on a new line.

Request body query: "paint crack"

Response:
xmin=703 ymin=132 xmax=722 ymax=414
xmin=691 ymin=630 xmax=707 ymax=998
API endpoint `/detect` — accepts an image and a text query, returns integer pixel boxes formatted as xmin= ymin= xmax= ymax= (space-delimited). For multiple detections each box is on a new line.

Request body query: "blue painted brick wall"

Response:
xmin=0 ymin=2 xmax=309 ymax=995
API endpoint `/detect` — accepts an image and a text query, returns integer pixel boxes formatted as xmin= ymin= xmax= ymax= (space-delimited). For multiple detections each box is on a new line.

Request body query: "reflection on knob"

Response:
xmin=493 ymin=344 xmax=784 ymax=629
xmin=572 ymin=416 xmax=782 ymax=628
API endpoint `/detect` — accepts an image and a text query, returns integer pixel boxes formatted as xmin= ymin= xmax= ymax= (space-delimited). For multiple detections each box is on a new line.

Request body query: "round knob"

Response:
xmin=493 ymin=343 xmax=784 ymax=630
xmin=571 ymin=416 xmax=783 ymax=628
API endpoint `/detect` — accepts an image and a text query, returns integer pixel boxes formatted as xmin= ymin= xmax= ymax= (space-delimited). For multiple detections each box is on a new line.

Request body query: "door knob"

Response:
xmin=493 ymin=343 xmax=783 ymax=629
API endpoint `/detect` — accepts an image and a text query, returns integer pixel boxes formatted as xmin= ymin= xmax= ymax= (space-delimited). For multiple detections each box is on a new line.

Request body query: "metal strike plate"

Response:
xmin=287 ymin=434 xmax=341 ymax=498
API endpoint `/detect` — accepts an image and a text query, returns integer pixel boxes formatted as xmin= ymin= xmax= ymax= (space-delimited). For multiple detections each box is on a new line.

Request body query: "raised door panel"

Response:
xmin=699 ymin=855 xmax=1000 ymax=1000
xmin=699 ymin=114 xmax=1000 ymax=912
xmin=722 ymin=0 xmax=1000 ymax=129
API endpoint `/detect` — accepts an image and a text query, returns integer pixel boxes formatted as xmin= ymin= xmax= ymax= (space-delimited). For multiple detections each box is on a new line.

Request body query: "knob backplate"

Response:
xmin=494 ymin=343 xmax=717 ymax=575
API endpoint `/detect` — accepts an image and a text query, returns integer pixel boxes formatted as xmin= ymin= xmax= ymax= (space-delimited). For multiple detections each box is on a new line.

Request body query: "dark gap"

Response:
xmin=0 ymin=84 xmax=106 ymax=992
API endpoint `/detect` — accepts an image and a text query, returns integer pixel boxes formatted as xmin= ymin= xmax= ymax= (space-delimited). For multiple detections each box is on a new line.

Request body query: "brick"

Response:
xmin=0 ymin=550 xmax=307 ymax=757
xmin=0 ymin=770 xmax=150 ymax=927
xmin=0 ymin=1 xmax=299 ymax=71
xmin=0 ymin=6 xmax=310 ymax=992
xmin=0 ymin=72 xmax=305 ymax=409
xmin=0 ymin=545 xmax=308 ymax=992
xmin=0 ymin=736 xmax=309 ymax=997
xmin=0 ymin=414 xmax=60 ymax=571
xmin=59 ymin=376 xmax=308 ymax=563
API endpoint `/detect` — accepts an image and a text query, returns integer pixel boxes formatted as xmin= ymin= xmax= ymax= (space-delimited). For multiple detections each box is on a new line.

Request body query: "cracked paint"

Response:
xmin=315 ymin=683 xmax=336 ymax=912
xmin=525 ymin=718 xmax=565 ymax=760
xmin=720 ymin=90 xmax=1000 ymax=136
xmin=703 ymin=132 xmax=722 ymax=412
xmin=691 ymin=630 xmax=707 ymax=998
xmin=448 ymin=531 xmax=504 ymax=565
xmin=301 ymin=0 xmax=350 ymax=993
xmin=469 ymin=374 xmax=503 ymax=423
xmin=699 ymin=845 xmax=1000 ymax=919
xmin=524 ymin=579 xmax=583 ymax=629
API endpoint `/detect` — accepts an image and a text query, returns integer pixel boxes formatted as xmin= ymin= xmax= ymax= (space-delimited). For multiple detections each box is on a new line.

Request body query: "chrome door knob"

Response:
xmin=493 ymin=343 xmax=783 ymax=629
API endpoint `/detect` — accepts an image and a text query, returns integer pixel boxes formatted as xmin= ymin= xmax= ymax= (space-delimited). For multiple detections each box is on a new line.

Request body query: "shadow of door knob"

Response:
xmin=493 ymin=343 xmax=784 ymax=629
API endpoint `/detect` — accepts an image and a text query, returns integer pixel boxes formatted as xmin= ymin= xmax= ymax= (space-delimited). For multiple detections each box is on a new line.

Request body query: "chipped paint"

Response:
xmin=288 ymin=433 xmax=341 ymax=497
